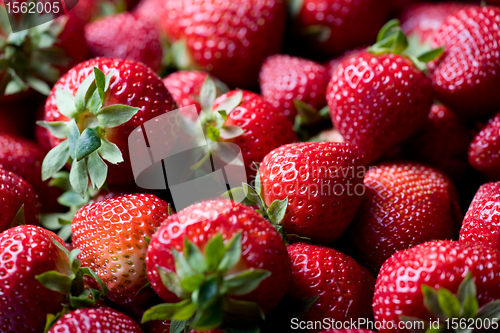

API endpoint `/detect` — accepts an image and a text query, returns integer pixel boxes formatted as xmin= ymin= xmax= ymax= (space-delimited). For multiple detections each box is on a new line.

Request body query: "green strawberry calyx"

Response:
xmin=36 ymin=237 xmax=109 ymax=332
xmin=10 ymin=204 xmax=26 ymax=228
xmin=368 ymin=19 xmax=444 ymax=72
xmin=142 ymin=232 xmax=270 ymax=333
xmin=37 ymin=67 xmax=140 ymax=197
xmin=400 ymin=273 xmax=500 ymax=333
xmin=0 ymin=9 xmax=69 ymax=97
xmin=293 ymin=100 xmax=330 ymax=141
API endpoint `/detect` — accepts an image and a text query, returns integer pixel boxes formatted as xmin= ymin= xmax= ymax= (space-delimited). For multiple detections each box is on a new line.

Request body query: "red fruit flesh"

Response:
xmin=259 ymin=142 xmax=365 ymax=244
xmin=468 ymin=111 xmax=500 ymax=181
xmin=346 ymin=162 xmax=461 ymax=273
xmin=287 ymin=243 xmax=375 ymax=332
xmin=146 ymin=199 xmax=291 ymax=313
xmin=373 ymin=240 xmax=500 ymax=333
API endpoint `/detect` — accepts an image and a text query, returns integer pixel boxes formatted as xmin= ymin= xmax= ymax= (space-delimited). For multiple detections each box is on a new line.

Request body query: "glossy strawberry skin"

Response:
xmin=44 ymin=58 xmax=178 ymax=185
xmin=0 ymin=169 xmax=40 ymax=232
xmin=160 ymin=0 xmax=286 ymax=88
xmin=346 ymin=163 xmax=461 ymax=273
xmin=213 ymin=90 xmax=298 ymax=180
xmin=403 ymin=103 xmax=474 ymax=179
xmin=469 ymin=112 xmax=500 ymax=181
xmin=327 ymin=52 xmax=432 ymax=164
xmin=146 ymin=199 xmax=291 ymax=314
xmin=459 ymin=182 xmax=500 ymax=250
xmin=85 ymin=13 xmax=163 ymax=71
xmin=259 ymin=55 xmax=329 ymax=122
xmin=163 ymin=70 xmax=209 ymax=114
xmin=47 ymin=307 xmax=143 ymax=333
xmin=325 ymin=48 xmax=367 ymax=77
xmin=259 ymin=142 xmax=364 ymax=244
xmin=0 ymin=134 xmax=62 ymax=213
xmin=0 ymin=226 xmax=68 ymax=333
xmin=373 ymin=240 xmax=500 ymax=333
xmin=429 ymin=6 xmax=500 ymax=119
xmin=400 ymin=3 xmax=467 ymax=43
xmin=72 ymin=194 xmax=171 ymax=307
xmin=287 ymin=243 xmax=375 ymax=331
xmin=291 ymin=0 xmax=390 ymax=56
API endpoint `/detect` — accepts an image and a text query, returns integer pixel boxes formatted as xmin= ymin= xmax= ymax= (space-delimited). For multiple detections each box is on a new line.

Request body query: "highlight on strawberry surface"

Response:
xmin=1 ymin=0 xmax=500 ymax=332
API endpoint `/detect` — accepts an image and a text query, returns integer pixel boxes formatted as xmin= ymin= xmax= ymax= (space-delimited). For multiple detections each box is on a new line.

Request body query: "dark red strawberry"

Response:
xmin=289 ymin=0 xmax=391 ymax=56
xmin=41 ymin=58 xmax=178 ymax=195
xmin=47 ymin=307 xmax=143 ymax=333
xmin=85 ymin=13 xmax=163 ymax=71
xmin=400 ymin=3 xmax=467 ymax=43
xmin=373 ymin=240 xmax=500 ymax=333
xmin=158 ymin=0 xmax=286 ymax=88
xmin=0 ymin=168 xmax=40 ymax=231
xmin=144 ymin=198 xmax=291 ymax=332
xmin=254 ymin=142 xmax=365 ymax=244
xmin=259 ymin=54 xmax=329 ymax=122
xmin=0 ymin=101 xmax=37 ymax=137
xmin=469 ymin=111 xmax=500 ymax=181
xmin=429 ymin=6 xmax=500 ymax=119
xmin=346 ymin=162 xmax=461 ymax=273
xmin=72 ymin=194 xmax=171 ymax=307
xmin=327 ymin=21 xmax=435 ymax=163
xmin=287 ymin=243 xmax=375 ymax=332
xmin=0 ymin=225 xmax=67 ymax=333
xmin=0 ymin=133 xmax=62 ymax=213
xmin=460 ymin=181 xmax=500 ymax=250
xmin=403 ymin=103 xmax=474 ymax=179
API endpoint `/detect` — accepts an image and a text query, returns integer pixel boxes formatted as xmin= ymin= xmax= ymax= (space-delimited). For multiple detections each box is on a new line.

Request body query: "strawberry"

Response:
xmin=40 ymin=58 xmax=178 ymax=196
xmin=429 ymin=6 xmax=500 ymax=119
xmin=0 ymin=9 xmax=88 ymax=100
xmin=0 ymin=225 xmax=67 ymax=333
xmin=288 ymin=0 xmax=391 ymax=56
xmin=72 ymin=193 xmax=171 ymax=307
xmin=143 ymin=198 xmax=291 ymax=332
xmin=287 ymin=243 xmax=375 ymax=332
xmin=400 ymin=3 xmax=467 ymax=43
xmin=158 ymin=0 xmax=286 ymax=88
xmin=373 ymin=240 xmax=500 ymax=333
xmin=325 ymin=48 xmax=367 ymax=77
xmin=0 ymin=168 xmax=39 ymax=231
xmin=403 ymin=103 xmax=474 ymax=179
xmin=47 ymin=307 xmax=143 ymax=333
xmin=327 ymin=20 xmax=438 ymax=163
xmin=468 ymin=111 xmax=500 ymax=181
xmin=259 ymin=54 xmax=329 ymax=123
xmin=85 ymin=13 xmax=163 ymax=72
xmin=0 ymin=100 xmax=38 ymax=137
xmin=256 ymin=142 xmax=364 ymax=244
xmin=0 ymin=133 xmax=62 ymax=212
xmin=345 ymin=162 xmax=461 ymax=273
xmin=459 ymin=181 xmax=500 ymax=250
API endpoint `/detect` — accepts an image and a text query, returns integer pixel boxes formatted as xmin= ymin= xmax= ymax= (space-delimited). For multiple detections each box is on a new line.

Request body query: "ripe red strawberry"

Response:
xmin=429 ymin=6 xmax=500 ymax=119
xmin=211 ymin=90 xmax=297 ymax=179
xmin=85 ymin=13 xmax=163 ymax=71
xmin=258 ymin=142 xmax=364 ymax=244
xmin=289 ymin=0 xmax=391 ymax=56
xmin=325 ymin=48 xmax=367 ymax=77
xmin=403 ymin=103 xmax=474 ymax=179
xmin=459 ymin=182 xmax=500 ymax=250
xmin=41 ymin=58 xmax=178 ymax=195
xmin=0 ymin=225 xmax=67 ymax=333
xmin=0 ymin=168 xmax=39 ymax=232
xmin=400 ymin=3 xmax=467 ymax=43
xmin=259 ymin=54 xmax=329 ymax=122
xmin=468 ymin=111 xmax=500 ymax=181
xmin=72 ymin=193 xmax=171 ymax=307
xmin=0 ymin=133 xmax=62 ymax=212
xmin=346 ymin=162 xmax=461 ymax=273
xmin=287 ymin=243 xmax=375 ymax=331
xmin=158 ymin=0 xmax=286 ymax=88
xmin=373 ymin=240 xmax=500 ymax=333
xmin=327 ymin=25 xmax=434 ymax=163
xmin=144 ymin=198 xmax=291 ymax=331
xmin=47 ymin=307 xmax=143 ymax=333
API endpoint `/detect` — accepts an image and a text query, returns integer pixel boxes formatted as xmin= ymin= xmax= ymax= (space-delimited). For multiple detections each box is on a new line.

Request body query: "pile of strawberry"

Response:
xmin=1 ymin=0 xmax=500 ymax=332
